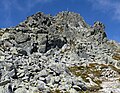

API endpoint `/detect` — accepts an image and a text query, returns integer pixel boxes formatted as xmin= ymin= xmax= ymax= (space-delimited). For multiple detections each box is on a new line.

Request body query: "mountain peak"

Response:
xmin=0 ymin=11 xmax=120 ymax=93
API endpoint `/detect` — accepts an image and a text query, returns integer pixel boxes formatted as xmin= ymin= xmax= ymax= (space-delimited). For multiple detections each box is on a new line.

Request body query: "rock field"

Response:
xmin=0 ymin=11 xmax=120 ymax=93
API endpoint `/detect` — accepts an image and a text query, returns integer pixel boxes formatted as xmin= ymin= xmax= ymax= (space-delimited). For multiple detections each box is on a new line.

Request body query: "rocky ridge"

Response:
xmin=0 ymin=11 xmax=120 ymax=93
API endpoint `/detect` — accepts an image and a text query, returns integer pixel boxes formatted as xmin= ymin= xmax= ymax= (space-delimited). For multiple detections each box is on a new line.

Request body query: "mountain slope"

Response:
xmin=0 ymin=11 xmax=120 ymax=93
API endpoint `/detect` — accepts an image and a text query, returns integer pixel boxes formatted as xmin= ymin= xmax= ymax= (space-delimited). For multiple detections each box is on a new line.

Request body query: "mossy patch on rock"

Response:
xmin=68 ymin=63 xmax=103 ymax=92
xmin=87 ymin=85 xmax=102 ymax=92
xmin=109 ymin=64 xmax=120 ymax=74
xmin=115 ymin=49 xmax=120 ymax=53
xmin=68 ymin=63 xmax=103 ymax=83
xmin=112 ymin=53 xmax=120 ymax=61
xmin=50 ymin=89 xmax=61 ymax=93
xmin=68 ymin=63 xmax=120 ymax=92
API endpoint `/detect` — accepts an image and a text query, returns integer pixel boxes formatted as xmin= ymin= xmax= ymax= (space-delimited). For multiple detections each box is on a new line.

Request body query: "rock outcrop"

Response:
xmin=0 ymin=11 xmax=120 ymax=93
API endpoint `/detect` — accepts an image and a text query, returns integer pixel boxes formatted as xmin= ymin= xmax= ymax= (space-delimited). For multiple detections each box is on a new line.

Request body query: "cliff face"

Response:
xmin=0 ymin=11 xmax=120 ymax=93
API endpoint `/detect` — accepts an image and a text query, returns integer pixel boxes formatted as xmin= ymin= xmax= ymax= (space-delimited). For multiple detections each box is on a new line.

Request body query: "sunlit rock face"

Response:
xmin=0 ymin=11 xmax=120 ymax=93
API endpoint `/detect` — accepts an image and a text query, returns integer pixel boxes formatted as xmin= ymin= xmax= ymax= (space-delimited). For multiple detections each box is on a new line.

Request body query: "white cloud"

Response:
xmin=88 ymin=0 xmax=120 ymax=20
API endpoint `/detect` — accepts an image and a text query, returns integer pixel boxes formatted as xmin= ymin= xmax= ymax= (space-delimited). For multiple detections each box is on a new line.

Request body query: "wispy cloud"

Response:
xmin=112 ymin=34 xmax=120 ymax=42
xmin=1 ymin=0 xmax=12 ymax=26
xmin=0 ymin=0 xmax=52 ymax=27
xmin=1 ymin=0 xmax=52 ymax=14
xmin=12 ymin=0 xmax=53 ymax=12
xmin=27 ymin=0 xmax=53 ymax=11
xmin=88 ymin=0 xmax=120 ymax=21
xmin=36 ymin=0 xmax=52 ymax=3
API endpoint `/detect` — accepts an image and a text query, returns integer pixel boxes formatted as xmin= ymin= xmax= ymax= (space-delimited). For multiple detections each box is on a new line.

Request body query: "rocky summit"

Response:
xmin=0 ymin=11 xmax=120 ymax=93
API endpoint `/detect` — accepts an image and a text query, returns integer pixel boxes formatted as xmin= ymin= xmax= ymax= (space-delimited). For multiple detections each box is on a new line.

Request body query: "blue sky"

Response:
xmin=0 ymin=0 xmax=120 ymax=42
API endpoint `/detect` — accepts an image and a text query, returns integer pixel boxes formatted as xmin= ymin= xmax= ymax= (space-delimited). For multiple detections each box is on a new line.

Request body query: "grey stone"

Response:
xmin=22 ymin=76 xmax=29 ymax=81
xmin=17 ymin=72 xmax=25 ymax=78
xmin=6 ymin=55 xmax=13 ymax=60
xmin=39 ymin=69 xmax=48 ymax=77
xmin=15 ymin=32 xmax=30 ymax=44
xmin=49 ymin=63 xmax=66 ymax=75
xmin=37 ymin=81 xmax=46 ymax=91
xmin=39 ymin=77 xmax=45 ymax=81
xmin=0 ymin=79 xmax=10 ymax=86
xmin=45 ymin=75 xmax=52 ymax=83
xmin=72 ymin=85 xmax=81 ymax=91
xmin=28 ymin=86 xmax=39 ymax=93
xmin=49 ymin=77 xmax=55 ymax=85
xmin=0 ymin=84 xmax=13 ymax=93
xmin=9 ymin=69 xmax=16 ymax=77
xmin=10 ymin=47 xmax=18 ymax=54
xmin=1 ymin=33 xmax=14 ymax=40
xmin=4 ymin=41 xmax=13 ymax=47
xmin=54 ymin=76 xmax=60 ymax=83
xmin=18 ymin=49 xmax=28 ymax=56
xmin=69 ymin=88 xmax=78 ymax=93
xmin=14 ymin=87 xmax=28 ymax=93
xmin=0 ymin=86 xmax=4 ymax=93
xmin=0 ymin=56 xmax=5 ymax=61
